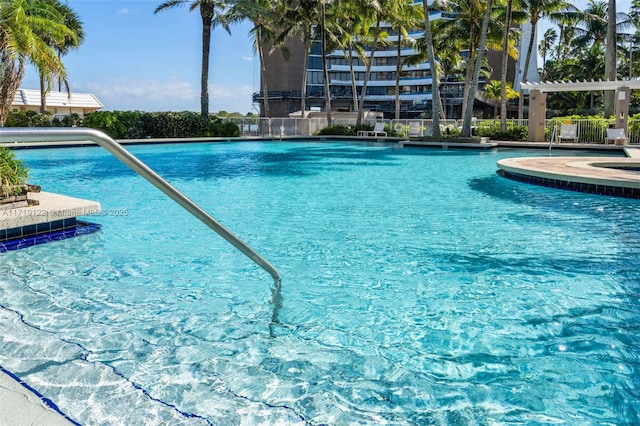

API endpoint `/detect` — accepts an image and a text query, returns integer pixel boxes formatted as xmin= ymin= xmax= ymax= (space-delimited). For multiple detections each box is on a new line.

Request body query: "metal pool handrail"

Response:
xmin=0 ymin=128 xmax=281 ymax=285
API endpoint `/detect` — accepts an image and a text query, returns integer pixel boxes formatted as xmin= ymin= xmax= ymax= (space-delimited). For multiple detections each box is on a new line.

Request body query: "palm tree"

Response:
xmin=549 ymin=9 xmax=579 ymax=60
xmin=517 ymin=0 xmax=572 ymax=119
xmin=155 ymin=0 xmax=229 ymax=117
xmin=499 ymin=0 xmax=514 ymax=132
xmin=327 ymin=0 xmax=371 ymax=114
xmin=37 ymin=0 xmax=84 ymax=114
xmin=389 ymin=0 xmax=422 ymax=120
xmin=568 ymin=0 xmax=629 ymax=115
xmin=538 ymin=27 xmax=557 ymax=78
xmin=227 ymin=0 xmax=278 ymax=118
xmin=320 ymin=0 xmax=332 ymax=124
xmin=573 ymin=1 xmax=609 ymax=50
xmin=421 ymin=0 xmax=443 ymax=134
xmin=460 ymin=0 xmax=493 ymax=136
xmin=0 ymin=0 xmax=74 ymax=126
xmin=274 ymin=0 xmax=321 ymax=117
xmin=484 ymin=80 xmax=518 ymax=117
xmin=499 ymin=0 xmax=526 ymax=131
xmin=435 ymin=0 xmax=512 ymax=123
xmin=355 ymin=0 xmax=391 ymax=125
xmin=604 ymin=0 xmax=616 ymax=116
xmin=430 ymin=25 xmax=465 ymax=119
xmin=343 ymin=18 xmax=369 ymax=114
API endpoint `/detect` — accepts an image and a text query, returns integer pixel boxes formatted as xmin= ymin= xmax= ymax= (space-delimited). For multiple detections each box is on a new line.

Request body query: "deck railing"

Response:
xmin=224 ymin=116 xmax=640 ymax=144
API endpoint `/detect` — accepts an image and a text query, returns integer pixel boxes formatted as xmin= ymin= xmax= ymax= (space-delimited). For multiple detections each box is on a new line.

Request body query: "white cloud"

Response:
xmin=79 ymin=78 xmax=199 ymax=111
xmin=71 ymin=79 xmax=255 ymax=113
xmin=210 ymin=83 xmax=253 ymax=100
xmin=116 ymin=8 xmax=129 ymax=16
xmin=242 ymin=56 xmax=253 ymax=62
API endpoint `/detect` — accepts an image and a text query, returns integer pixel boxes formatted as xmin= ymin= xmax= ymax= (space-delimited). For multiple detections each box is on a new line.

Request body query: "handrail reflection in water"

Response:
xmin=0 ymin=128 xmax=282 ymax=289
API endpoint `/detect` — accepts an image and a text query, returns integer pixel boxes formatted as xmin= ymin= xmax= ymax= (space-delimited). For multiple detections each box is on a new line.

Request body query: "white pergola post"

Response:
xmin=527 ymin=89 xmax=546 ymax=142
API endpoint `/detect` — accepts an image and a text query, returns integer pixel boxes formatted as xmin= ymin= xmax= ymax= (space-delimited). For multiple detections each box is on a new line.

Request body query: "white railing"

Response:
xmin=224 ymin=116 xmax=640 ymax=144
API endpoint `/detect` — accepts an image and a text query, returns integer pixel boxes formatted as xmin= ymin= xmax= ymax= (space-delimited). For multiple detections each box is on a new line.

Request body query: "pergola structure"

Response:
xmin=521 ymin=79 xmax=640 ymax=142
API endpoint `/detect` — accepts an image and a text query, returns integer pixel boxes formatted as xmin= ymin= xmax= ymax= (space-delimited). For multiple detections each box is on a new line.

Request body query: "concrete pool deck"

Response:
xmin=0 ymin=367 xmax=75 ymax=425
xmin=0 ymin=192 xmax=99 ymax=425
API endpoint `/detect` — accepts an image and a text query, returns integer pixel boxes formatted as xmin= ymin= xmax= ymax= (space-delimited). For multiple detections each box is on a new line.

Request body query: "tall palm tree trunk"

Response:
xmin=348 ymin=43 xmax=358 ymax=111
xmin=500 ymin=0 xmax=513 ymax=132
xmin=604 ymin=0 xmax=617 ymax=117
xmin=461 ymin=0 xmax=493 ymax=136
xmin=461 ymin=58 xmax=474 ymax=120
xmin=422 ymin=0 xmax=442 ymax=135
xmin=300 ymin=34 xmax=311 ymax=116
xmin=200 ymin=7 xmax=213 ymax=117
xmin=39 ymin=73 xmax=47 ymax=114
xmin=0 ymin=53 xmax=24 ymax=127
xmin=258 ymin=36 xmax=270 ymax=118
xmin=395 ymin=34 xmax=402 ymax=120
xmin=321 ymin=0 xmax=332 ymax=125
xmin=518 ymin=19 xmax=538 ymax=120
xmin=356 ymin=17 xmax=381 ymax=126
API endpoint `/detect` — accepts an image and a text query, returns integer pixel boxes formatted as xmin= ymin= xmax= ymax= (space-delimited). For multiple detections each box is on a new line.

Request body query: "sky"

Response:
xmin=22 ymin=0 xmax=260 ymax=115
xmin=20 ymin=0 xmax=634 ymax=115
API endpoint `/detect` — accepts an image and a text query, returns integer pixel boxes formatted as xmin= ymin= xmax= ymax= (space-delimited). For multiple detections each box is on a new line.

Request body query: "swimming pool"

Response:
xmin=1 ymin=141 xmax=639 ymax=424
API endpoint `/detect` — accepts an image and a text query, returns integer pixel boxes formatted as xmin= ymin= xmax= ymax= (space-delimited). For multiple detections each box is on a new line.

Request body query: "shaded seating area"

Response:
xmin=357 ymin=122 xmax=387 ymax=137
xmin=522 ymin=80 xmax=640 ymax=143
xmin=606 ymin=128 xmax=628 ymax=145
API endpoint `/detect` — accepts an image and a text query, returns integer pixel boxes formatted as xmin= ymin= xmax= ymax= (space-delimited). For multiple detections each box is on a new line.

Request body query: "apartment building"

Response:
xmin=256 ymin=9 xmax=537 ymax=119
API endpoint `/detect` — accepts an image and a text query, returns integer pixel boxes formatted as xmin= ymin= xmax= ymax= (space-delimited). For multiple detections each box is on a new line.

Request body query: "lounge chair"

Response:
xmin=606 ymin=128 xmax=628 ymax=145
xmin=558 ymin=123 xmax=578 ymax=143
xmin=357 ymin=122 xmax=387 ymax=137
xmin=408 ymin=121 xmax=422 ymax=138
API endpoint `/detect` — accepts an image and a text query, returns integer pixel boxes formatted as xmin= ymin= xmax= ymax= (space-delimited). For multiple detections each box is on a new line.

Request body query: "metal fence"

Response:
xmin=225 ymin=116 xmax=640 ymax=144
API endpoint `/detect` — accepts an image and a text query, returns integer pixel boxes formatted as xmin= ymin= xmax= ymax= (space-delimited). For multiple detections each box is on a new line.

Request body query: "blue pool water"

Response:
xmin=1 ymin=141 xmax=639 ymax=424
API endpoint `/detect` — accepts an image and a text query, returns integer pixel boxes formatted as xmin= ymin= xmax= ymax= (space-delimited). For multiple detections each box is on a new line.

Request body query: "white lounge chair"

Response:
xmin=357 ymin=122 xmax=387 ymax=137
xmin=408 ymin=121 xmax=422 ymax=138
xmin=557 ymin=123 xmax=578 ymax=143
xmin=606 ymin=128 xmax=628 ymax=145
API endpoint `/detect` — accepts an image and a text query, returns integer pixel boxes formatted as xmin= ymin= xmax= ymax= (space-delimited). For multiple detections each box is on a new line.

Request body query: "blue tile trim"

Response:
xmin=0 ymin=221 xmax=101 ymax=252
xmin=497 ymin=170 xmax=640 ymax=199
xmin=0 ymin=363 xmax=81 ymax=426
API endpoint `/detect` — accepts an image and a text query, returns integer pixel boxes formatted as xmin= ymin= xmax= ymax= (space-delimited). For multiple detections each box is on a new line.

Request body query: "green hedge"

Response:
xmin=475 ymin=120 xmax=527 ymax=140
xmin=4 ymin=109 xmax=240 ymax=139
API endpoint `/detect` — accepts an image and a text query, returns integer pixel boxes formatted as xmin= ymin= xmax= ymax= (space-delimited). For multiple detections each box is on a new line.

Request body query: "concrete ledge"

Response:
xmin=400 ymin=140 xmax=499 ymax=149
xmin=0 ymin=366 xmax=75 ymax=425
xmin=0 ymin=192 xmax=100 ymax=231
xmin=497 ymin=156 xmax=640 ymax=198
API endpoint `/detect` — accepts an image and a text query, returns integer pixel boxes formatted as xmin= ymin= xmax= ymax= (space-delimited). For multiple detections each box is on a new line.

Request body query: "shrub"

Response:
xmin=83 ymin=110 xmax=145 ymax=139
xmin=82 ymin=111 xmax=240 ymax=139
xmin=0 ymin=146 xmax=29 ymax=188
xmin=5 ymin=110 xmax=52 ymax=127
xmin=317 ymin=124 xmax=356 ymax=136
xmin=476 ymin=120 xmax=527 ymax=140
